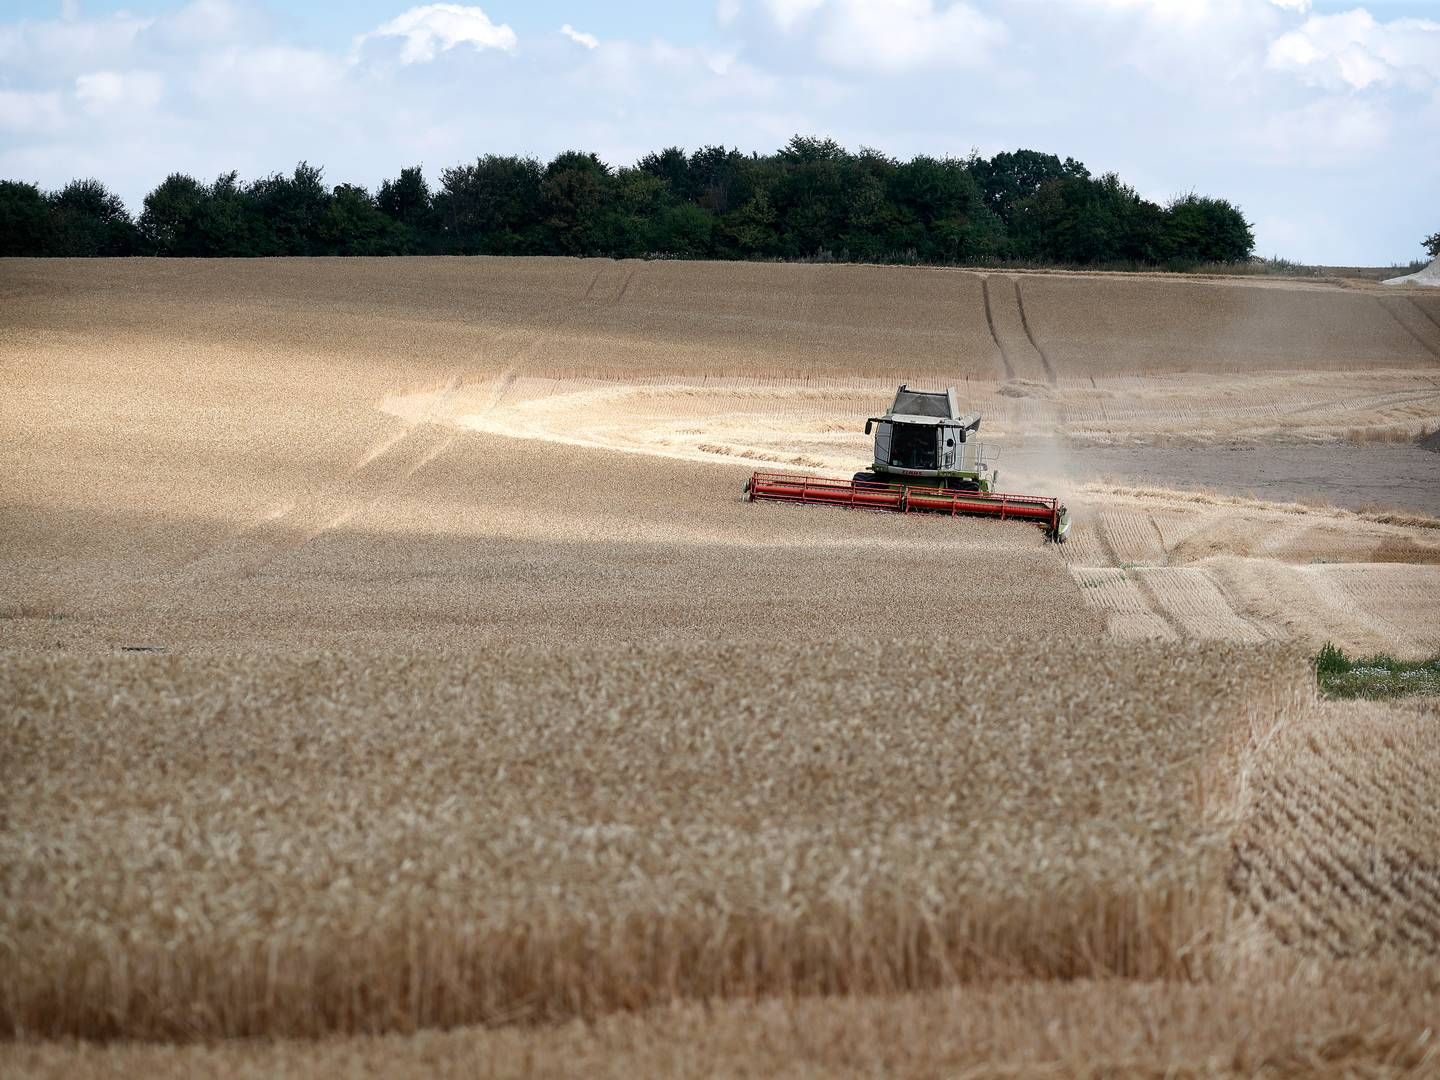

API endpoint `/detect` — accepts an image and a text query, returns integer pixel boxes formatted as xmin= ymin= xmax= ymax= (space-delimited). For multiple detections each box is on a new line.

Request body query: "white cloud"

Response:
xmin=561 ymin=24 xmax=599 ymax=50
xmin=75 ymin=70 xmax=165 ymax=116
xmin=756 ymin=0 xmax=1004 ymax=70
xmin=818 ymin=0 xmax=1004 ymax=71
xmin=0 ymin=10 xmax=152 ymax=77
xmin=765 ymin=0 xmax=827 ymax=31
xmin=0 ymin=89 xmax=65 ymax=134
xmin=196 ymin=46 xmax=344 ymax=105
xmin=716 ymin=0 xmax=743 ymax=25
xmin=357 ymin=4 xmax=516 ymax=64
xmin=1248 ymin=96 xmax=1392 ymax=166
xmin=1268 ymin=11 xmax=1440 ymax=91
xmin=156 ymin=0 xmax=254 ymax=46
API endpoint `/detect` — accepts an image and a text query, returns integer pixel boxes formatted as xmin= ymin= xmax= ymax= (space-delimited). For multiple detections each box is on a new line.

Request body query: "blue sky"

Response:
xmin=1 ymin=0 xmax=1436 ymax=263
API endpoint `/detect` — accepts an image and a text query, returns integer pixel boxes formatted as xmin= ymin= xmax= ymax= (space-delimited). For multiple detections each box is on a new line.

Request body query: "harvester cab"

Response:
xmin=743 ymin=384 xmax=1071 ymax=542
xmin=858 ymin=384 xmax=996 ymax=492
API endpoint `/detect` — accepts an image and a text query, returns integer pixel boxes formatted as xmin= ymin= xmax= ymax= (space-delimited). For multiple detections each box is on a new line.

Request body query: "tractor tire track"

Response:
xmin=614 ymin=264 xmax=639 ymax=304
xmin=1406 ymin=295 xmax=1440 ymax=335
xmin=1378 ymin=296 xmax=1440 ymax=361
xmin=179 ymin=370 xmax=471 ymax=583
xmin=981 ymin=276 xmax=1016 ymax=380
xmin=1013 ymin=278 xmax=1057 ymax=385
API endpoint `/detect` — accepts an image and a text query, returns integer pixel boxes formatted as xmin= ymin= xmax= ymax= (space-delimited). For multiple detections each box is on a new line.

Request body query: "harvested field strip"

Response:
xmin=1099 ymin=509 xmax=1167 ymax=566
xmin=1074 ymin=553 xmax=1440 ymax=655
xmin=378 ymin=372 xmax=1440 ymax=480
xmin=0 ymin=641 xmax=1307 ymax=1040
xmin=1326 ymin=566 xmax=1440 ymax=654
xmin=1230 ymin=698 xmax=1440 ymax=961
xmin=1070 ymin=567 xmax=1178 ymax=640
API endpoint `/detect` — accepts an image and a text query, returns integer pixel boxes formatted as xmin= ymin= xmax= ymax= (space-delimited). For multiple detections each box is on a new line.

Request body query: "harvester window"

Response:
xmin=889 ymin=423 xmax=938 ymax=470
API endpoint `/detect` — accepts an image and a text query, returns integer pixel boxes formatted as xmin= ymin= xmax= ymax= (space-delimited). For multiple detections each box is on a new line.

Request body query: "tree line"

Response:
xmin=0 ymin=137 xmax=1256 ymax=266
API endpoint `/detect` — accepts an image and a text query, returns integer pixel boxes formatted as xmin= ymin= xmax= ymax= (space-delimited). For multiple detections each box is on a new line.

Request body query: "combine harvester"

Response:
xmin=745 ymin=385 xmax=1071 ymax=541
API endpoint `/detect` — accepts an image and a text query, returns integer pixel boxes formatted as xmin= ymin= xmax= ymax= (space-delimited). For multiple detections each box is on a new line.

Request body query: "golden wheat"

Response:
xmin=6 ymin=974 xmax=1440 ymax=1079
xmin=3 ymin=258 xmax=1438 ymax=1071
xmin=0 ymin=640 xmax=1307 ymax=1040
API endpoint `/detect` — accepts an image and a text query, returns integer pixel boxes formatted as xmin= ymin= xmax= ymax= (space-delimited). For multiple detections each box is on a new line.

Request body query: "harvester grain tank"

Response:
xmin=745 ymin=385 xmax=1071 ymax=540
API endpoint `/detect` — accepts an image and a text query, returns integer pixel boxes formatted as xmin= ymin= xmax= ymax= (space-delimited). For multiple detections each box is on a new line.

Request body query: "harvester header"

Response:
xmin=745 ymin=385 xmax=1071 ymax=541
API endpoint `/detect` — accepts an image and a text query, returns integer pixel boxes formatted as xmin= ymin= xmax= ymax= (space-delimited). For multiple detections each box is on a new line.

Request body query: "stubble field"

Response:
xmin=2 ymin=257 xmax=1439 ymax=1075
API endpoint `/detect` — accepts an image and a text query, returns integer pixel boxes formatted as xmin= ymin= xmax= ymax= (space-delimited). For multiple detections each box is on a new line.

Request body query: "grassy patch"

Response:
xmin=1315 ymin=642 xmax=1440 ymax=699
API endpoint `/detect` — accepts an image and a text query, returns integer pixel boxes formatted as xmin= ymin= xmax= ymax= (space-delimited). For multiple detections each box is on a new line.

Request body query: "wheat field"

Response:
xmin=0 ymin=641 xmax=1307 ymax=1040
xmin=3 ymin=257 xmax=1439 ymax=1074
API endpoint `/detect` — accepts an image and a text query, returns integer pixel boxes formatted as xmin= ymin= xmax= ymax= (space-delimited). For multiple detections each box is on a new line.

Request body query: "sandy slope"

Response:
xmin=5 ymin=258 xmax=1435 ymax=654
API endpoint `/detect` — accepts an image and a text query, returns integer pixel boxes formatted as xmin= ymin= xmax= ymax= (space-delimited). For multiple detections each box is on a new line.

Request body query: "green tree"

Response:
xmin=687 ymin=145 xmax=748 ymax=214
xmin=377 ymin=166 xmax=434 ymax=244
xmin=890 ymin=155 xmax=1000 ymax=262
xmin=651 ymin=203 xmax=714 ymax=258
xmin=595 ymin=168 xmax=669 ymax=257
xmin=0 ymin=180 xmax=54 ymax=255
xmin=726 ymin=188 xmax=780 ymax=256
xmin=973 ymin=150 xmax=1089 ymax=226
xmin=0 ymin=137 xmax=1259 ymax=267
xmin=1161 ymin=194 xmax=1254 ymax=263
xmin=246 ymin=162 xmax=331 ymax=255
xmin=1424 ymin=232 xmax=1439 ymax=258
xmin=541 ymin=151 xmax=612 ymax=255
xmin=771 ymin=135 xmax=851 ymax=256
xmin=139 ymin=173 xmax=208 ymax=255
xmin=637 ymin=146 xmax=691 ymax=199
xmin=322 ymin=184 xmax=411 ymax=255
xmin=48 ymin=178 xmax=140 ymax=255
xmin=436 ymin=155 xmax=543 ymax=254
xmin=202 ymin=172 xmax=263 ymax=256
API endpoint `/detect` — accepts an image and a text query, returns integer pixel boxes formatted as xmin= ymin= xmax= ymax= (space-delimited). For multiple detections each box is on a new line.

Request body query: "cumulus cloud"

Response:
xmin=356 ymin=4 xmax=516 ymax=64
xmin=757 ymin=0 xmax=1004 ymax=70
xmin=0 ymin=9 xmax=152 ymax=78
xmin=75 ymin=70 xmax=164 ymax=116
xmin=157 ymin=0 xmax=252 ymax=45
xmin=195 ymin=45 xmax=345 ymax=105
xmin=765 ymin=0 xmax=827 ymax=31
xmin=561 ymin=24 xmax=599 ymax=49
xmin=1248 ymin=96 xmax=1392 ymax=166
xmin=823 ymin=0 xmax=1004 ymax=71
xmin=1268 ymin=11 xmax=1440 ymax=91
xmin=0 ymin=89 xmax=65 ymax=134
